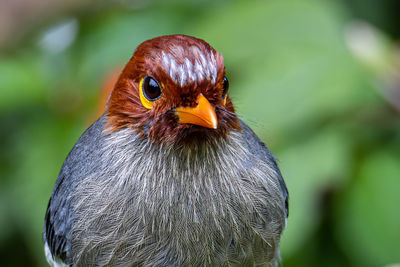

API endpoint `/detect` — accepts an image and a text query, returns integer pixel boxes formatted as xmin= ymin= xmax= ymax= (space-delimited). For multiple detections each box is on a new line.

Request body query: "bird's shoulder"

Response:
xmin=238 ymin=120 xmax=289 ymax=218
xmin=43 ymin=114 xmax=108 ymax=265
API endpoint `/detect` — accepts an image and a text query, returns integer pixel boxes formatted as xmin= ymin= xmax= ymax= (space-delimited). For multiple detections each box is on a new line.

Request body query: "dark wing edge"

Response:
xmin=44 ymin=177 xmax=70 ymax=265
xmin=43 ymin=114 xmax=107 ymax=266
xmin=258 ymin=140 xmax=289 ymax=218
xmin=239 ymin=120 xmax=289 ymax=218
xmin=272 ymin=159 xmax=289 ymax=218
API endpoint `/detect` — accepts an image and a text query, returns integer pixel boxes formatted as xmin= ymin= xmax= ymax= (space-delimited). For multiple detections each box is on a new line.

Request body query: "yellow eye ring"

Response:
xmin=139 ymin=76 xmax=162 ymax=109
xmin=222 ymin=76 xmax=229 ymax=105
xmin=139 ymin=78 xmax=152 ymax=109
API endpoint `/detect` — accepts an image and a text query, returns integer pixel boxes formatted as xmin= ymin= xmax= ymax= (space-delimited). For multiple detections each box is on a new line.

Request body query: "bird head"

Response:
xmin=107 ymin=35 xmax=241 ymax=144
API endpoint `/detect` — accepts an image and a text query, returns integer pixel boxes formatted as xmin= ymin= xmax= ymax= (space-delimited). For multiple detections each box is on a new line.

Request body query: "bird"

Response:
xmin=43 ymin=34 xmax=288 ymax=267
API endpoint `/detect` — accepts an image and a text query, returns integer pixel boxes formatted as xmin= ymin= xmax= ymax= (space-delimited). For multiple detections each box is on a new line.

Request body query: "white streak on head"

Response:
xmin=177 ymin=64 xmax=186 ymax=87
xmin=194 ymin=60 xmax=204 ymax=81
xmin=184 ymin=58 xmax=196 ymax=82
xmin=198 ymin=52 xmax=210 ymax=79
xmin=169 ymin=57 xmax=178 ymax=82
xmin=160 ymin=44 xmax=219 ymax=86
xmin=191 ymin=45 xmax=201 ymax=57
xmin=161 ymin=51 xmax=170 ymax=72
xmin=170 ymin=45 xmax=185 ymax=59
xmin=209 ymin=52 xmax=217 ymax=84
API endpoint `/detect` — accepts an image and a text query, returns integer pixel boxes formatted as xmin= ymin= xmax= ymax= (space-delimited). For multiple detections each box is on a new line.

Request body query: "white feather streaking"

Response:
xmin=161 ymin=45 xmax=218 ymax=86
xmin=44 ymin=242 xmax=68 ymax=267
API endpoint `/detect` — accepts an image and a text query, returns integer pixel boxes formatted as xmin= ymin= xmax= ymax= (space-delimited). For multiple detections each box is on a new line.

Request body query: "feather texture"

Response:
xmin=44 ymin=35 xmax=288 ymax=267
xmin=44 ymin=114 xmax=287 ymax=266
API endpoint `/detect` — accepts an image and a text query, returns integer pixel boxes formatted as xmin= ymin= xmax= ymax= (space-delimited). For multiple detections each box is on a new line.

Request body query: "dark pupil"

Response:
xmin=143 ymin=76 xmax=161 ymax=100
xmin=222 ymin=77 xmax=229 ymax=98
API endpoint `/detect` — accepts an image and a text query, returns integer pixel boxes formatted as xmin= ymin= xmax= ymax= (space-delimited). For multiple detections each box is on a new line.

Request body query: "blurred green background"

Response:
xmin=1 ymin=0 xmax=399 ymax=266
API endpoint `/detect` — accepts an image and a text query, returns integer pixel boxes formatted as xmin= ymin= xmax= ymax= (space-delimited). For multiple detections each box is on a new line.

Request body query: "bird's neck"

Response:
xmin=101 ymin=126 xmax=248 ymax=183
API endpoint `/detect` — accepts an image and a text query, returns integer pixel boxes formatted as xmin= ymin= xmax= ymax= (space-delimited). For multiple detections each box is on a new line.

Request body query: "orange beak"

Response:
xmin=176 ymin=93 xmax=218 ymax=129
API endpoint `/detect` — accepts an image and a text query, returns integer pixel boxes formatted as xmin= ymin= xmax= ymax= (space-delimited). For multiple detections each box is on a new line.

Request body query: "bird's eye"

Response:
xmin=222 ymin=76 xmax=229 ymax=99
xmin=139 ymin=76 xmax=162 ymax=109
xmin=222 ymin=77 xmax=229 ymax=105
xmin=142 ymin=76 xmax=162 ymax=101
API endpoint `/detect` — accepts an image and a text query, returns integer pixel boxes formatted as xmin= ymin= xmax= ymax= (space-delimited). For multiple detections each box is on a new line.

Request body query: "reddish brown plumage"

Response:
xmin=107 ymin=35 xmax=240 ymax=143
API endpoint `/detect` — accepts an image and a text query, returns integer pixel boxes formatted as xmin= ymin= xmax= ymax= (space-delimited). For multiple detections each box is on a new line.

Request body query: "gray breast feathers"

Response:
xmin=44 ymin=116 xmax=287 ymax=267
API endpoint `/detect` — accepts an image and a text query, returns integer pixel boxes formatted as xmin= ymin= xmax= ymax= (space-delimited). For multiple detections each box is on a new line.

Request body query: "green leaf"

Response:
xmin=278 ymin=127 xmax=350 ymax=256
xmin=336 ymin=147 xmax=400 ymax=265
